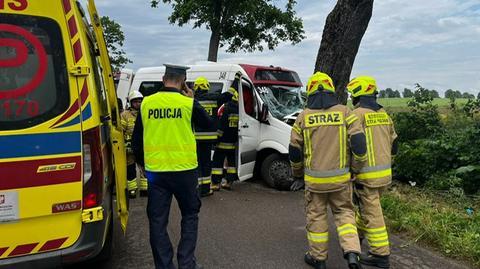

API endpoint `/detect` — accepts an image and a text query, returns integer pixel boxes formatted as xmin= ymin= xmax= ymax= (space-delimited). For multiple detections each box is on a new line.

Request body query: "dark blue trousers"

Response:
xmin=146 ymin=169 xmax=201 ymax=269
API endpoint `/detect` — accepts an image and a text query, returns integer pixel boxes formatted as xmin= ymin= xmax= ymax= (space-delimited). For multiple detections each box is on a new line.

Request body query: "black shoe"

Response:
xmin=360 ymin=252 xmax=390 ymax=269
xmin=139 ymin=190 xmax=148 ymax=197
xmin=304 ymin=253 xmax=326 ymax=269
xmin=345 ymin=252 xmax=363 ymax=269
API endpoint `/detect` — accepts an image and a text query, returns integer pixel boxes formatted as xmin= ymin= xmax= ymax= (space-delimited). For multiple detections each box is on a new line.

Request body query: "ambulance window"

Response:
xmin=139 ymin=81 xmax=164 ymax=97
xmin=241 ymin=79 xmax=257 ymax=119
xmin=0 ymin=14 xmax=69 ymax=130
xmin=87 ymin=40 xmax=108 ymax=116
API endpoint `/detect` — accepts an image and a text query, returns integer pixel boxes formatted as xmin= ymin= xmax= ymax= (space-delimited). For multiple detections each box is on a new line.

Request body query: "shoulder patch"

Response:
xmin=305 ymin=112 xmax=344 ymax=128
xmin=364 ymin=112 xmax=390 ymax=126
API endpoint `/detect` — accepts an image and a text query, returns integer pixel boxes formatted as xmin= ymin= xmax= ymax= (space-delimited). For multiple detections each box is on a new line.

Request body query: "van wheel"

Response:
xmin=261 ymin=153 xmax=293 ymax=190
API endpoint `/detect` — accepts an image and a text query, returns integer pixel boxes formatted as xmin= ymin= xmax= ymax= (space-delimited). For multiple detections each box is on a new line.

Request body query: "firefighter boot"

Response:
xmin=360 ymin=252 xmax=390 ymax=269
xmin=211 ymin=183 xmax=221 ymax=191
xmin=221 ymin=181 xmax=233 ymax=190
xmin=139 ymin=177 xmax=148 ymax=197
xmin=127 ymin=179 xmax=137 ymax=199
xmin=304 ymin=253 xmax=326 ymax=269
xmin=345 ymin=252 xmax=363 ymax=269
xmin=200 ymin=182 xmax=214 ymax=197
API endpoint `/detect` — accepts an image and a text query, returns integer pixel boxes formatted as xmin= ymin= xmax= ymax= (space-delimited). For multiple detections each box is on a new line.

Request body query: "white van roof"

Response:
xmin=135 ymin=62 xmax=245 ymax=77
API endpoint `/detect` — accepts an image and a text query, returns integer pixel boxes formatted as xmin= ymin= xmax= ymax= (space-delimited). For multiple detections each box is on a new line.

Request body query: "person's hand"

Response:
xmin=290 ymin=177 xmax=305 ymax=191
xmin=181 ymin=82 xmax=194 ymax=98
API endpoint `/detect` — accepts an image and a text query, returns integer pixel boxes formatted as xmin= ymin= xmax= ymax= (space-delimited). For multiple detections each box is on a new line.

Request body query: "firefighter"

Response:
xmin=289 ymin=72 xmax=367 ymax=269
xmin=347 ymin=76 xmax=398 ymax=269
xmin=132 ymin=64 xmax=212 ymax=269
xmin=121 ymin=90 xmax=147 ymax=198
xmin=193 ymin=76 xmax=220 ymax=197
xmin=211 ymin=75 xmax=240 ymax=191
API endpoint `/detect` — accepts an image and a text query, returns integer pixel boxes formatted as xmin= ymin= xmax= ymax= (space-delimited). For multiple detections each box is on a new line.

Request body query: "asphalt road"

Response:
xmin=97 ymin=180 xmax=472 ymax=269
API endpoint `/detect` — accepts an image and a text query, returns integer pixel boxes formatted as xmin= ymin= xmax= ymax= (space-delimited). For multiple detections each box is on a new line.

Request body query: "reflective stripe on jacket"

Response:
xmin=141 ymin=92 xmax=197 ymax=172
xmin=195 ymin=92 xmax=220 ymax=141
xmin=352 ymin=107 xmax=397 ymax=187
xmin=290 ymin=104 xmax=365 ymax=193
xmin=121 ymin=109 xmax=138 ymax=165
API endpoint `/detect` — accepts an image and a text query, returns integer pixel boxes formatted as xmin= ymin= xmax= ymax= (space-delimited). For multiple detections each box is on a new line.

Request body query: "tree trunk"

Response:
xmin=208 ymin=27 xmax=221 ymax=62
xmin=314 ymin=0 xmax=374 ymax=104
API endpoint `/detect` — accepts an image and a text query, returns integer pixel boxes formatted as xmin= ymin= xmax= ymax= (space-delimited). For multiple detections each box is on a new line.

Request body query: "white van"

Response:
xmin=123 ymin=63 xmax=305 ymax=190
xmin=116 ymin=68 xmax=134 ymax=109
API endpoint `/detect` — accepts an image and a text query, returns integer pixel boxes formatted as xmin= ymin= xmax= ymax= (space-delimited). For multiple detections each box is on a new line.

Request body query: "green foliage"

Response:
xmin=392 ymin=84 xmax=480 ymax=194
xmin=381 ymin=185 xmax=480 ymax=267
xmin=402 ymin=88 xmax=413 ymax=98
xmin=393 ymin=84 xmax=442 ymax=142
xmin=150 ymin=0 xmax=305 ymax=55
xmin=101 ymin=16 xmax=132 ymax=71
xmin=445 ymin=89 xmax=462 ymax=99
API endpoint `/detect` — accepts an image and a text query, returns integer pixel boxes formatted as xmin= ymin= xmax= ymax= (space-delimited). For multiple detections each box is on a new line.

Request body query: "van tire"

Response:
xmin=261 ymin=153 xmax=293 ymax=190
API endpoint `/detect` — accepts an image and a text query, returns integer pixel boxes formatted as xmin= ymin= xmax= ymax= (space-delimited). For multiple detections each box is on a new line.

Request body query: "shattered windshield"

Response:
xmin=256 ymin=85 xmax=304 ymax=120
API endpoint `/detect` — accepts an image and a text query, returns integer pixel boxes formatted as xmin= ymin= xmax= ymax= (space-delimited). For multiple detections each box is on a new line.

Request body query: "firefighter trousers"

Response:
xmin=305 ymin=184 xmax=361 ymax=261
xmin=354 ymin=184 xmax=390 ymax=256
xmin=196 ymin=142 xmax=213 ymax=196
xmin=127 ymin=163 xmax=147 ymax=193
xmin=127 ymin=163 xmax=138 ymax=192
xmin=211 ymin=148 xmax=238 ymax=184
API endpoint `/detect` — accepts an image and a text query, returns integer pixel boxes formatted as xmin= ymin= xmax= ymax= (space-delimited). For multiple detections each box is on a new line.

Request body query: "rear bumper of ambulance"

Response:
xmin=0 ymin=212 xmax=110 ymax=269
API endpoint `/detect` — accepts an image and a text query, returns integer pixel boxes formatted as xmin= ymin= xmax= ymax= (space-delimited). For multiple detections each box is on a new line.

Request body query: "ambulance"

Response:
xmin=124 ymin=63 xmax=305 ymax=190
xmin=0 ymin=0 xmax=129 ymax=267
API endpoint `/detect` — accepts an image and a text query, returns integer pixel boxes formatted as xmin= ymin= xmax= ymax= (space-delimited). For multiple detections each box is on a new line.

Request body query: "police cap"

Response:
xmin=164 ymin=64 xmax=190 ymax=76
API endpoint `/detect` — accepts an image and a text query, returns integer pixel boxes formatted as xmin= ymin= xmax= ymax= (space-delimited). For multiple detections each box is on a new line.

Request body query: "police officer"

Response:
xmin=289 ymin=72 xmax=367 ymax=269
xmin=132 ymin=64 xmax=212 ymax=269
xmin=193 ymin=76 xmax=220 ymax=197
xmin=347 ymin=76 xmax=398 ymax=269
xmin=211 ymin=74 xmax=240 ymax=191
xmin=121 ymin=91 xmax=146 ymax=198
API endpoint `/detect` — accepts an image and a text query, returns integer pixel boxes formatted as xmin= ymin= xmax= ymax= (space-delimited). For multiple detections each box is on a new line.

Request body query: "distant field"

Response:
xmin=377 ymin=98 xmax=470 ymax=108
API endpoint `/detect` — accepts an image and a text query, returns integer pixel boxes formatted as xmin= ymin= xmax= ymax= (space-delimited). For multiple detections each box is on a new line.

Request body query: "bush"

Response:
xmin=392 ymin=84 xmax=480 ymax=194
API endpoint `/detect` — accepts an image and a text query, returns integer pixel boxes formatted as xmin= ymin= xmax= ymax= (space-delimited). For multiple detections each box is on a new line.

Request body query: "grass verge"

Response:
xmin=381 ymin=182 xmax=480 ymax=267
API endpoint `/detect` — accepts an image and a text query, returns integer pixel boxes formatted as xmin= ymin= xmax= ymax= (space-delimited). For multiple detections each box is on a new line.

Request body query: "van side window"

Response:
xmin=139 ymin=81 xmax=164 ymax=97
xmin=0 ymin=14 xmax=69 ymax=130
xmin=241 ymin=79 xmax=257 ymax=119
xmin=186 ymin=81 xmax=223 ymax=94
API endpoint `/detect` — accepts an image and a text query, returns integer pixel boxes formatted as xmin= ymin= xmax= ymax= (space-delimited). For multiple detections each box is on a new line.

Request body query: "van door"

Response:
xmin=237 ymin=78 xmax=260 ymax=180
xmin=0 ymin=10 xmax=84 ymax=258
xmin=87 ymin=0 xmax=128 ymax=232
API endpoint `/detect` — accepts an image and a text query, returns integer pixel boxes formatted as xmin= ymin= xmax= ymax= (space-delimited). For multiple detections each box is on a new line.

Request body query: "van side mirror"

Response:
xmin=260 ymin=103 xmax=269 ymax=123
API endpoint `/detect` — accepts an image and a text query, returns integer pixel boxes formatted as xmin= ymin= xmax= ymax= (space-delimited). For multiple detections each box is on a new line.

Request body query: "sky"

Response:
xmin=89 ymin=0 xmax=480 ymax=95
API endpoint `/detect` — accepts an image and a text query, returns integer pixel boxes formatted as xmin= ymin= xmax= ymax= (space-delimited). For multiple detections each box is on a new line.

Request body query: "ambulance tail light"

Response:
xmin=82 ymin=127 xmax=104 ymax=209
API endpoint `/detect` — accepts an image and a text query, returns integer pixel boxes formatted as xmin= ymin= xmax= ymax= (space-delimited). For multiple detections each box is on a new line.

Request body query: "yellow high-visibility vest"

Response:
xmin=141 ymin=92 xmax=197 ymax=172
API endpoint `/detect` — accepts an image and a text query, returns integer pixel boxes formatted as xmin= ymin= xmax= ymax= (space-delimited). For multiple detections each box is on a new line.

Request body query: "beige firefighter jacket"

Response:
xmin=121 ymin=109 xmax=138 ymax=165
xmin=290 ymin=104 xmax=365 ymax=193
xmin=352 ymin=107 xmax=397 ymax=188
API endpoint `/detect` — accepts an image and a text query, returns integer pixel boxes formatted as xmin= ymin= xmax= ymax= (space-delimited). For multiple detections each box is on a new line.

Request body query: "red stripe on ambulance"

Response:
xmin=0 ymin=156 xmax=81 ymax=191
xmin=8 ymin=243 xmax=38 ymax=257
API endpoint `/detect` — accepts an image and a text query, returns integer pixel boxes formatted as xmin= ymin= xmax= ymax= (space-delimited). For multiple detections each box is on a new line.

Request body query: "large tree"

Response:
xmin=314 ymin=0 xmax=374 ymax=103
xmin=150 ymin=0 xmax=305 ymax=62
xmin=101 ymin=16 xmax=132 ymax=71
